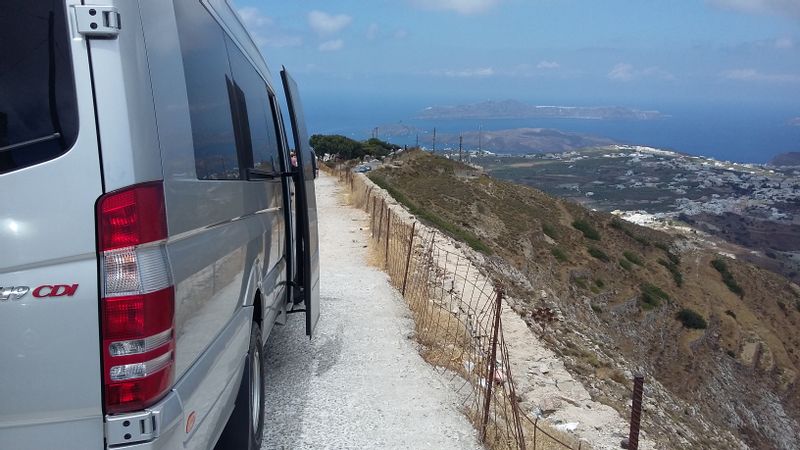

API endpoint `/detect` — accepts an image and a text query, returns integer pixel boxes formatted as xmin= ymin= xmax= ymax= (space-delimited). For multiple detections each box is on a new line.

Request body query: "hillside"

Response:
xmin=770 ymin=152 xmax=800 ymax=167
xmin=369 ymin=150 xmax=800 ymax=449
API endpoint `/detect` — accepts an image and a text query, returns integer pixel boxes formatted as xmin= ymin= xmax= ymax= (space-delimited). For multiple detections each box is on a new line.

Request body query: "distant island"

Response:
xmin=770 ymin=152 xmax=800 ymax=167
xmin=416 ymin=99 xmax=664 ymax=120
xmin=371 ymin=124 xmax=616 ymax=154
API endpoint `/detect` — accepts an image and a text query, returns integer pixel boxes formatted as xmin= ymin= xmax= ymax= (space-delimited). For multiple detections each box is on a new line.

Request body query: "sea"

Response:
xmin=303 ymin=99 xmax=800 ymax=164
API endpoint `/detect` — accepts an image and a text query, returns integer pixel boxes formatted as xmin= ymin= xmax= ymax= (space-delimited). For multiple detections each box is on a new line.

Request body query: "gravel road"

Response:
xmin=261 ymin=173 xmax=483 ymax=450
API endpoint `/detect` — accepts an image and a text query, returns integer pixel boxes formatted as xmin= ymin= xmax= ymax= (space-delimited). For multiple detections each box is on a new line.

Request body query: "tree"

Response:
xmin=362 ymin=138 xmax=400 ymax=157
xmin=309 ymin=134 xmax=365 ymax=160
xmin=309 ymin=135 xmax=401 ymax=160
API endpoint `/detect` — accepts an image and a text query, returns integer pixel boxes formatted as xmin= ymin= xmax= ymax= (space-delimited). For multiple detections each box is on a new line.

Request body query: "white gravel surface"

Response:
xmin=261 ymin=173 xmax=483 ymax=450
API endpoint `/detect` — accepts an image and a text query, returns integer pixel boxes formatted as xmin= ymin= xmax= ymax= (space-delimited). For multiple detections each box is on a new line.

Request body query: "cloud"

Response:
xmin=237 ymin=7 xmax=303 ymax=48
xmin=366 ymin=23 xmax=380 ymax=40
xmin=721 ymin=68 xmax=800 ymax=82
xmin=238 ymin=7 xmax=273 ymax=27
xmin=774 ymin=37 xmax=794 ymax=49
xmin=394 ymin=29 xmax=409 ymax=39
xmin=308 ymin=10 xmax=353 ymax=35
xmin=707 ymin=0 xmax=800 ymax=19
xmin=318 ymin=39 xmax=344 ymax=52
xmin=608 ymin=63 xmax=675 ymax=82
xmin=430 ymin=67 xmax=496 ymax=78
xmin=410 ymin=0 xmax=501 ymax=15
xmin=536 ymin=61 xmax=560 ymax=70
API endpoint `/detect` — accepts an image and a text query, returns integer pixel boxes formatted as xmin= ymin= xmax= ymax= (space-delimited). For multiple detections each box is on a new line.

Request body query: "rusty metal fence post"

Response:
xmin=626 ymin=375 xmax=644 ymax=450
xmin=401 ymin=222 xmax=417 ymax=296
xmin=481 ymin=288 xmax=504 ymax=442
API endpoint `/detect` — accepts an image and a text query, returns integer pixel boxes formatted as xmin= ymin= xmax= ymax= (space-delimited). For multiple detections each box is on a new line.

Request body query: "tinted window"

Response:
xmin=226 ymin=40 xmax=280 ymax=174
xmin=174 ymin=0 xmax=239 ymax=180
xmin=0 ymin=1 xmax=78 ymax=175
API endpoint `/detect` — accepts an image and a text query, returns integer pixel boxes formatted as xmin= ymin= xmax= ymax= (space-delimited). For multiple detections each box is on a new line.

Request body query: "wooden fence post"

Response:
xmin=401 ymin=222 xmax=417 ymax=296
xmin=385 ymin=211 xmax=391 ymax=269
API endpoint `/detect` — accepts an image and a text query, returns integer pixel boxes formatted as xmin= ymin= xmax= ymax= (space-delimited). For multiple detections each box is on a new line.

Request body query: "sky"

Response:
xmin=233 ymin=0 xmax=800 ymax=124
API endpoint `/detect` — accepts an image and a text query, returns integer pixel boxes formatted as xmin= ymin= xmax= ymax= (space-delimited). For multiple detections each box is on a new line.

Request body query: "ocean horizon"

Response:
xmin=304 ymin=99 xmax=800 ymax=164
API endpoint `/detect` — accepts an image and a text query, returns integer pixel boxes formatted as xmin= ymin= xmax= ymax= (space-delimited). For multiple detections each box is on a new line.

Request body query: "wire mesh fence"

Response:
xmin=331 ymin=166 xmax=586 ymax=450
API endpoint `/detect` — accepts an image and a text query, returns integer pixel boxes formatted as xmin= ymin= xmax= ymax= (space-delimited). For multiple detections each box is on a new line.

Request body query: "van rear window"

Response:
xmin=0 ymin=2 xmax=79 ymax=175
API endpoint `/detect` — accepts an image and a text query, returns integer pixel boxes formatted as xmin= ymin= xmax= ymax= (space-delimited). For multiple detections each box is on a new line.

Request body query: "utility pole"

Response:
xmin=459 ymin=135 xmax=463 ymax=162
xmin=415 ymin=133 xmax=419 ymax=148
xmin=432 ymin=128 xmax=437 ymax=153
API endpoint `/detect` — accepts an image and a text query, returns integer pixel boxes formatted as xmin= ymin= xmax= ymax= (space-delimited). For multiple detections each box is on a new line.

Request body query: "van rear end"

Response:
xmin=0 ymin=1 xmax=105 ymax=449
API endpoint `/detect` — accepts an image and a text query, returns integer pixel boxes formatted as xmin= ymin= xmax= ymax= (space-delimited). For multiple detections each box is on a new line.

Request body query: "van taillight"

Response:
xmin=97 ymin=182 xmax=174 ymax=414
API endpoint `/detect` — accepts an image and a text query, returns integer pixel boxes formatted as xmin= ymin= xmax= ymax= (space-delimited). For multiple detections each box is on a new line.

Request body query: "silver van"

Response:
xmin=0 ymin=1 xmax=319 ymax=449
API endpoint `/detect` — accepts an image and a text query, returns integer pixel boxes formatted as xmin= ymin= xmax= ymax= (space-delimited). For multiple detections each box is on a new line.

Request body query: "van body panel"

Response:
xmin=0 ymin=1 xmax=104 ymax=448
xmin=84 ymin=0 xmax=163 ymax=191
xmin=1 ymin=1 xmax=309 ymax=448
xmin=175 ymin=307 xmax=251 ymax=449
xmin=0 ymin=417 xmax=104 ymax=450
xmin=138 ymin=1 xmax=289 ymax=448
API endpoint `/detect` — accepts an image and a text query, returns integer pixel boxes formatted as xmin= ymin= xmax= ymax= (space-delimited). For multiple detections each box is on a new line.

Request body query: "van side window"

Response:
xmin=226 ymin=39 xmax=280 ymax=175
xmin=174 ymin=0 xmax=239 ymax=181
xmin=269 ymin=95 xmax=289 ymax=173
xmin=0 ymin=2 xmax=78 ymax=175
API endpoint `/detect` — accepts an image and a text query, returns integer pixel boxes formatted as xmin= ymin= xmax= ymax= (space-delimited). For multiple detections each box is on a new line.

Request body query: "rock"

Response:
xmin=555 ymin=422 xmax=579 ymax=432
xmin=538 ymin=396 xmax=563 ymax=414
xmin=789 ymin=282 xmax=800 ymax=298
xmin=540 ymin=363 xmax=551 ymax=374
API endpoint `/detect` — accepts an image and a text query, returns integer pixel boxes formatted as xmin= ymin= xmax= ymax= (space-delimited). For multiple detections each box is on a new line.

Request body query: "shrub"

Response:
xmin=667 ymin=252 xmax=681 ymax=266
xmin=676 ymin=308 xmax=707 ymax=329
xmin=572 ymin=219 xmax=601 ymax=241
xmin=591 ymin=304 xmax=603 ymax=314
xmin=611 ymin=218 xmax=644 ymax=244
xmin=623 ymin=251 xmax=643 ymax=266
xmin=369 ymin=174 xmax=491 ymax=254
xmin=595 ymin=278 xmax=605 ymax=288
xmin=542 ymin=223 xmax=559 ymax=240
xmin=658 ymin=259 xmax=684 ymax=287
xmin=551 ymin=247 xmax=569 ymax=263
xmin=588 ymin=247 xmax=610 ymax=262
xmin=640 ymin=283 xmax=669 ymax=309
xmin=711 ymin=258 xmax=744 ymax=297
xmin=724 ymin=309 xmax=737 ymax=319
xmin=619 ymin=259 xmax=633 ymax=271
xmin=574 ymin=277 xmax=589 ymax=289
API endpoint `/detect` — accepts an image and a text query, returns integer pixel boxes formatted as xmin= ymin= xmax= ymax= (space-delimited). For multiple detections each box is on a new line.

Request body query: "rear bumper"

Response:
xmin=104 ymin=391 xmax=183 ymax=449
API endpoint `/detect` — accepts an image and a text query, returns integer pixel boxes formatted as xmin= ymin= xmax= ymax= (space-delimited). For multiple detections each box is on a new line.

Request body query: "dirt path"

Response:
xmin=261 ymin=173 xmax=483 ymax=449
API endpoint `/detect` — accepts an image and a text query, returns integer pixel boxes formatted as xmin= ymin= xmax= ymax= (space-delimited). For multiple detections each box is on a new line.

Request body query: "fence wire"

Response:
xmin=329 ymin=166 xmax=587 ymax=450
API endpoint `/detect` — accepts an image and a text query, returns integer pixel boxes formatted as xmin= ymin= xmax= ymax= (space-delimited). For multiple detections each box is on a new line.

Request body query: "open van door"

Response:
xmin=281 ymin=67 xmax=320 ymax=336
